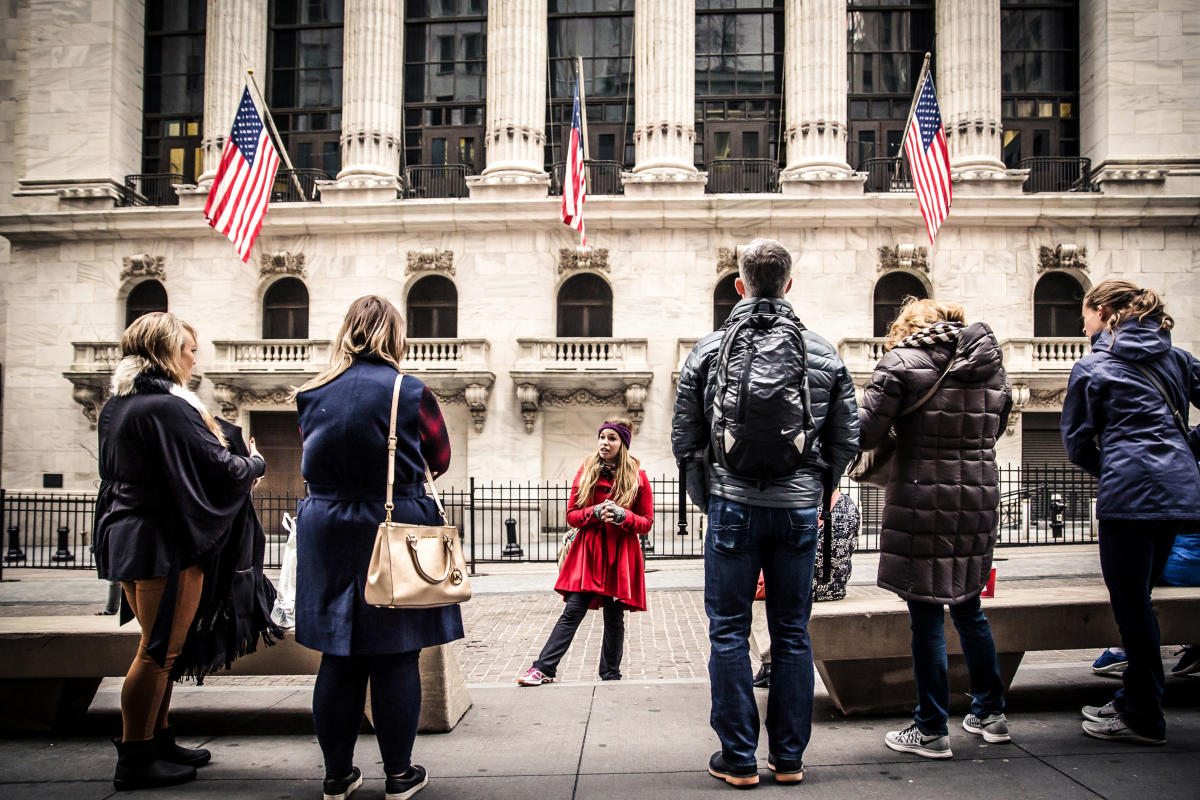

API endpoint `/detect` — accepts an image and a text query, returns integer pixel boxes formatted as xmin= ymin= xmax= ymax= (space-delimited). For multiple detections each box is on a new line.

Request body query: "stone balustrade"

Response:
xmin=515 ymin=338 xmax=649 ymax=371
xmin=838 ymin=337 xmax=888 ymax=377
xmin=1000 ymin=338 xmax=1090 ymax=373
xmin=70 ymin=342 xmax=121 ymax=371
xmin=212 ymin=340 xmax=330 ymax=372
xmin=404 ymin=339 xmax=490 ymax=370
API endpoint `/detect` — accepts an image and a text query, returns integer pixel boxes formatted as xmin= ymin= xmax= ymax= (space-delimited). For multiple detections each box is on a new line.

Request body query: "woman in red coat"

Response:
xmin=518 ymin=417 xmax=652 ymax=685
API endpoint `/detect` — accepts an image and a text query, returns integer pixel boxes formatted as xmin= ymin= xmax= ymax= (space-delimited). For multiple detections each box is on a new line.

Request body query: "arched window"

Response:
xmin=262 ymin=277 xmax=309 ymax=339
xmin=407 ymin=275 xmax=459 ymax=338
xmin=557 ymin=274 xmax=612 ymax=337
xmin=125 ymin=280 xmax=168 ymax=327
xmin=713 ymin=274 xmax=739 ymax=329
xmin=1033 ymin=272 xmax=1084 ymax=337
xmin=873 ymin=272 xmax=927 ymax=337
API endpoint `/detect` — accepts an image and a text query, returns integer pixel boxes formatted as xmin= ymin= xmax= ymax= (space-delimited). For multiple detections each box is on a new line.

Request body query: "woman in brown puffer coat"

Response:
xmin=858 ymin=298 xmax=1013 ymax=760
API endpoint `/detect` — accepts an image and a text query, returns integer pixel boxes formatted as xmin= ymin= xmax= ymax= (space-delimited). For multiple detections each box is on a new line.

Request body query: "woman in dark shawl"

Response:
xmin=94 ymin=312 xmax=266 ymax=791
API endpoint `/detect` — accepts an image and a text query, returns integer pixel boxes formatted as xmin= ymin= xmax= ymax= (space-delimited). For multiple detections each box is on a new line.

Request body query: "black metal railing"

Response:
xmin=705 ymin=158 xmax=781 ymax=194
xmin=1020 ymin=157 xmax=1096 ymax=193
xmin=550 ymin=160 xmax=625 ymax=196
xmin=402 ymin=164 xmax=472 ymax=199
xmin=271 ymin=168 xmax=329 ymax=203
xmin=0 ymin=465 xmax=1099 ymax=573
xmin=863 ymin=157 xmax=914 ymax=193
xmin=119 ymin=173 xmax=194 ymax=207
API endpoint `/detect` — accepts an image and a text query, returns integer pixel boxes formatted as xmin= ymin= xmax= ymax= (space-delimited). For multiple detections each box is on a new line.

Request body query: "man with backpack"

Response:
xmin=671 ymin=238 xmax=860 ymax=787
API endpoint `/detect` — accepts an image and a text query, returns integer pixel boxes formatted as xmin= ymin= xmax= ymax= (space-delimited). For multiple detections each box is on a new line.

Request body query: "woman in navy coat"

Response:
xmin=1062 ymin=279 xmax=1200 ymax=746
xmin=293 ymin=295 xmax=463 ymax=800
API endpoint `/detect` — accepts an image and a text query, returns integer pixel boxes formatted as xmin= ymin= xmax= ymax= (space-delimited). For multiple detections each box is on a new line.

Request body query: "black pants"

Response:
xmin=534 ymin=591 xmax=625 ymax=680
xmin=313 ymin=650 xmax=421 ymax=777
xmin=1098 ymin=519 xmax=1178 ymax=739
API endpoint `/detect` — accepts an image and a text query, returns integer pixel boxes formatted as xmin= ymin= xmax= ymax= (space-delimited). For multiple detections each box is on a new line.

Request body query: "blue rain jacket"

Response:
xmin=1061 ymin=318 xmax=1200 ymax=522
xmin=1161 ymin=532 xmax=1200 ymax=587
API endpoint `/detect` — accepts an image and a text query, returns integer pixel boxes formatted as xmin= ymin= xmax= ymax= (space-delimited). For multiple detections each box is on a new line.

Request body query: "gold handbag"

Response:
xmin=365 ymin=374 xmax=472 ymax=609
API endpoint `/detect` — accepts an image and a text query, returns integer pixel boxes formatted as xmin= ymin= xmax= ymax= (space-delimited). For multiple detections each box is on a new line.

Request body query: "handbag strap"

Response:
xmin=385 ymin=374 xmax=450 ymax=526
xmin=1121 ymin=360 xmax=1191 ymax=441
xmin=898 ymin=356 xmax=955 ymax=418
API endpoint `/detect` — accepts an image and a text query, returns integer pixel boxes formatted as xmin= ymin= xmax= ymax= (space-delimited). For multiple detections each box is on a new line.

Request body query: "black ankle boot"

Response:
xmin=154 ymin=726 xmax=212 ymax=767
xmin=113 ymin=738 xmax=197 ymax=791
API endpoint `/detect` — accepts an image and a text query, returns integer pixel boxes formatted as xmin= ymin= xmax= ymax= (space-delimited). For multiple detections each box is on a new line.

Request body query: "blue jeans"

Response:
xmin=907 ymin=594 xmax=1005 ymax=736
xmin=1098 ymin=519 xmax=1177 ymax=739
xmin=705 ymin=497 xmax=819 ymax=767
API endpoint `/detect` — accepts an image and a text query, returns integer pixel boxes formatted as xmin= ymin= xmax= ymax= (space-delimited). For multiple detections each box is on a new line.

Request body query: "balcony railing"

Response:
xmin=1001 ymin=338 xmax=1090 ymax=372
xmin=211 ymin=340 xmax=330 ymax=372
xmin=1020 ymin=157 xmax=1096 ymax=193
xmin=838 ymin=338 xmax=889 ymax=374
xmin=515 ymin=338 xmax=649 ymax=371
xmin=69 ymin=342 xmax=122 ymax=371
xmin=403 ymin=164 xmax=472 ymax=198
xmin=550 ymin=160 xmax=625 ymax=196
xmin=119 ymin=173 xmax=194 ymax=207
xmin=271 ymin=169 xmax=328 ymax=203
xmin=863 ymin=157 xmax=913 ymax=193
xmin=705 ymin=158 xmax=780 ymax=194
xmin=402 ymin=339 xmax=490 ymax=370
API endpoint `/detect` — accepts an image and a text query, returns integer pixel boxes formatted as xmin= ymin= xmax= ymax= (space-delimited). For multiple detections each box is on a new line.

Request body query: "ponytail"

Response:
xmin=1083 ymin=279 xmax=1173 ymax=334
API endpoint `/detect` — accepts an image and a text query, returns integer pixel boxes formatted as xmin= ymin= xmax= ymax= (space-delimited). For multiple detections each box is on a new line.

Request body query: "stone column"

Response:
xmin=623 ymin=0 xmax=706 ymax=197
xmin=197 ymin=1 xmax=268 ymax=188
xmin=779 ymin=0 xmax=863 ymax=196
xmin=467 ymin=0 xmax=550 ymax=199
xmin=936 ymin=0 xmax=1023 ymax=193
xmin=323 ymin=0 xmax=404 ymax=203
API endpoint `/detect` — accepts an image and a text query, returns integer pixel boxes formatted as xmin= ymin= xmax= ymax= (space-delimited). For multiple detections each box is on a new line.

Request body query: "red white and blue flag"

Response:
xmin=903 ymin=73 xmax=952 ymax=243
xmin=560 ymin=80 xmax=587 ymax=245
xmin=204 ymin=87 xmax=281 ymax=262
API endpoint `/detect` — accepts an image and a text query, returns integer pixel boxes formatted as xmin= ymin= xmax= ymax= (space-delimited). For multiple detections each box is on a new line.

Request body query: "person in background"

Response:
xmin=518 ymin=417 xmax=652 ymax=686
xmin=1062 ymin=279 xmax=1200 ymax=746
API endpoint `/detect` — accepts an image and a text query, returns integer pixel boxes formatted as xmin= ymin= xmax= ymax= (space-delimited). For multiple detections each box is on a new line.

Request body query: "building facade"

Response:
xmin=0 ymin=0 xmax=1197 ymax=494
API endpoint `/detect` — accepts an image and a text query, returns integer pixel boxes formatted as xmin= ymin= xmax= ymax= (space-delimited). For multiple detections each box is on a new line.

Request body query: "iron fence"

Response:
xmin=705 ymin=159 xmax=781 ymax=194
xmin=550 ymin=160 xmax=625 ymax=196
xmin=1019 ymin=157 xmax=1096 ymax=193
xmin=271 ymin=168 xmax=329 ymax=203
xmin=863 ymin=157 xmax=913 ymax=193
xmin=0 ymin=465 xmax=1098 ymax=574
xmin=119 ymin=173 xmax=193 ymax=207
xmin=402 ymin=164 xmax=472 ymax=198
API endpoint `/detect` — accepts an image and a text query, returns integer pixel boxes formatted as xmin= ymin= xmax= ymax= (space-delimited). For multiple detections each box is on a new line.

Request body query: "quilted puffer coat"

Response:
xmin=858 ymin=322 xmax=1013 ymax=604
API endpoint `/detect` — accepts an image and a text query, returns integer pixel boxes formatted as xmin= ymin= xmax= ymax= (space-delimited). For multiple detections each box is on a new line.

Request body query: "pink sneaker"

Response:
xmin=517 ymin=667 xmax=553 ymax=686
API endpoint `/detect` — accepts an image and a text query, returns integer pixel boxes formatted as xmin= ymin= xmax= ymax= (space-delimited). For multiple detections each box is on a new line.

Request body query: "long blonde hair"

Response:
xmin=293 ymin=295 xmax=407 ymax=397
xmin=1085 ymin=279 xmax=1174 ymax=334
xmin=576 ymin=417 xmax=641 ymax=508
xmin=884 ymin=296 xmax=967 ymax=350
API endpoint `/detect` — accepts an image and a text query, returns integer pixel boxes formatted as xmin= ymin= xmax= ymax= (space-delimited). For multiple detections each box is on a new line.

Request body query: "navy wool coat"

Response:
xmin=294 ymin=359 xmax=464 ymax=656
xmin=1061 ymin=317 xmax=1200 ymax=522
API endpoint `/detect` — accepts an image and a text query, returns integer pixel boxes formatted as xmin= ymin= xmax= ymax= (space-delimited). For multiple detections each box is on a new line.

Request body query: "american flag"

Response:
xmin=560 ymin=80 xmax=587 ymax=245
xmin=903 ymin=73 xmax=952 ymax=243
xmin=204 ymin=87 xmax=281 ymax=262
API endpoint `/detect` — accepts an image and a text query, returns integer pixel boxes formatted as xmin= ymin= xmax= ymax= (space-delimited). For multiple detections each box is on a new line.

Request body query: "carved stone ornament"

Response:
xmin=120 ymin=254 xmax=165 ymax=282
xmin=558 ymin=246 xmax=609 ymax=275
xmin=1037 ymin=244 xmax=1088 ymax=272
xmin=1006 ymin=384 xmax=1031 ymax=436
xmin=624 ymin=384 xmax=648 ymax=433
xmin=71 ymin=383 xmax=111 ymax=429
xmin=427 ymin=384 xmax=491 ymax=433
xmin=260 ymin=251 xmax=306 ymax=279
xmin=515 ymin=384 xmax=648 ymax=434
xmin=1028 ymin=387 xmax=1068 ymax=408
xmin=877 ymin=245 xmax=929 ymax=274
xmin=717 ymin=247 xmax=738 ymax=274
xmin=516 ymin=383 xmax=540 ymax=434
xmin=406 ymin=248 xmax=455 ymax=276
xmin=211 ymin=384 xmax=299 ymax=422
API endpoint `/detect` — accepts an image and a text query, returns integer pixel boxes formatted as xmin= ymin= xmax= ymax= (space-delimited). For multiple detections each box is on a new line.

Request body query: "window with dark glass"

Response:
xmin=695 ymin=0 xmax=783 ymax=168
xmin=1033 ymin=272 xmax=1084 ymax=337
xmin=847 ymin=1 xmax=934 ymax=171
xmin=713 ymin=274 xmax=740 ymax=329
xmin=407 ymin=275 xmax=459 ymax=338
xmin=1001 ymin=1 xmax=1079 ymax=168
xmin=404 ymin=0 xmax=486 ymax=172
xmin=142 ymin=0 xmax=206 ymax=180
xmin=269 ymin=0 xmax=344 ymax=177
xmin=557 ymin=274 xmax=612 ymax=337
xmin=873 ymin=272 xmax=927 ymax=337
xmin=126 ymin=281 xmax=169 ymax=328
xmin=263 ymin=278 xmax=310 ymax=339
xmin=547 ymin=0 xmax=634 ymax=184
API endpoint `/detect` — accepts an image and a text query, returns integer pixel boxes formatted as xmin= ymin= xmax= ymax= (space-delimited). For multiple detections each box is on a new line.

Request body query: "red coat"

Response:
xmin=555 ymin=466 xmax=652 ymax=612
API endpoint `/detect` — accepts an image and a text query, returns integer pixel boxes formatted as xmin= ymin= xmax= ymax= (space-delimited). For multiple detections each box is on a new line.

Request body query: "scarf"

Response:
xmin=897 ymin=321 xmax=964 ymax=349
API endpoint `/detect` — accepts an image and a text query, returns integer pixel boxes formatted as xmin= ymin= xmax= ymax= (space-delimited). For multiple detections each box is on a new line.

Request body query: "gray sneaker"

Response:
xmin=1081 ymin=717 xmax=1165 ymax=745
xmin=885 ymin=723 xmax=953 ymax=759
xmin=1081 ymin=701 xmax=1118 ymax=723
xmin=962 ymin=713 xmax=1011 ymax=743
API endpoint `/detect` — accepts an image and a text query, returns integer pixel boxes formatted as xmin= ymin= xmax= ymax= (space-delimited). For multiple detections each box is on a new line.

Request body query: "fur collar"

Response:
xmin=110 ymin=356 xmax=211 ymax=421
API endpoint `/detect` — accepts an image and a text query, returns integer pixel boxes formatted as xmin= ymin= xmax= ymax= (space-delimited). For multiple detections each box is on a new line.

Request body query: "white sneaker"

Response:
xmin=963 ymin=712 xmax=1011 ymax=743
xmin=885 ymin=723 xmax=953 ymax=759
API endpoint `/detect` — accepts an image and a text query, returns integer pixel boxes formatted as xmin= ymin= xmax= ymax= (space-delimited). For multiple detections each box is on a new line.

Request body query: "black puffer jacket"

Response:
xmin=858 ymin=322 xmax=1012 ymax=604
xmin=672 ymin=297 xmax=860 ymax=508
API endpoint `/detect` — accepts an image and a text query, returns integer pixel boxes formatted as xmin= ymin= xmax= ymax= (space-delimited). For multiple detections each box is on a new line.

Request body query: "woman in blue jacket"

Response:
xmin=1061 ymin=279 xmax=1200 ymax=746
xmin=293 ymin=296 xmax=463 ymax=800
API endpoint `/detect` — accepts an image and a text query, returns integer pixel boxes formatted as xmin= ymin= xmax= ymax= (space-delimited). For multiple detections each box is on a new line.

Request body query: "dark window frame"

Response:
xmin=557 ymin=273 xmax=613 ymax=338
xmin=872 ymin=271 xmax=928 ymax=338
xmin=1000 ymin=1 xmax=1080 ymax=166
xmin=406 ymin=274 xmax=460 ymax=338
xmin=142 ymin=1 xmax=206 ymax=179
xmin=713 ymin=273 xmax=740 ymax=330
xmin=262 ymin=277 xmax=311 ymax=339
xmin=1033 ymin=271 xmax=1084 ymax=338
xmin=125 ymin=280 xmax=169 ymax=328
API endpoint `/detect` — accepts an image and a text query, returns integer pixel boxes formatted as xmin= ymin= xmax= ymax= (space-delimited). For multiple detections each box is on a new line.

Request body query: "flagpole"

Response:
xmin=245 ymin=69 xmax=306 ymax=200
xmin=896 ymin=52 xmax=932 ymax=186
xmin=575 ymin=56 xmax=589 ymax=247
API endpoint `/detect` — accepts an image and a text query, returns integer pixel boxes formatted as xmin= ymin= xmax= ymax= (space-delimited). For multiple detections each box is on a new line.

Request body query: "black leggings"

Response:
xmin=313 ymin=650 xmax=421 ymax=777
xmin=534 ymin=591 xmax=626 ymax=680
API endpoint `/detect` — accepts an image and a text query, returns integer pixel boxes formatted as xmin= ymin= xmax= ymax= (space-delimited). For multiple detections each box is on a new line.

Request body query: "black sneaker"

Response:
xmin=386 ymin=765 xmax=429 ymax=800
xmin=323 ymin=766 xmax=362 ymax=800
xmin=753 ymin=663 xmax=771 ymax=689
xmin=1169 ymin=645 xmax=1200 ymax=676
xmin=708 ymin=751 xmax=759 ymax=788
xmin=767 ymin=754 xmax=803 ymax=783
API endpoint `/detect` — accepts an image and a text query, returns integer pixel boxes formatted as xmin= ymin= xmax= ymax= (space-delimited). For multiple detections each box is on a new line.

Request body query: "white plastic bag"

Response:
xmin=270 ymin=512 xmax=298 ymax=629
